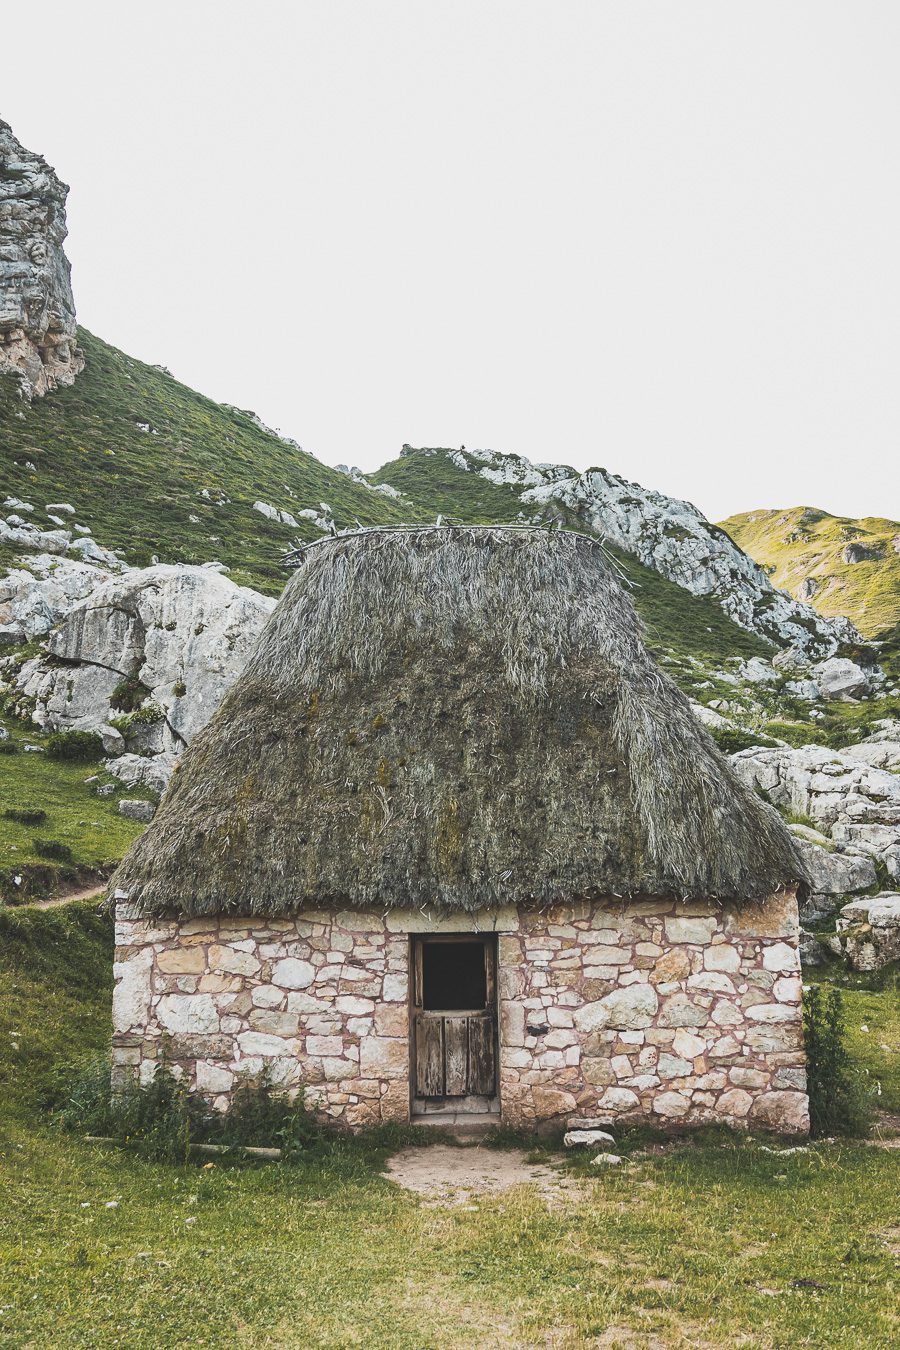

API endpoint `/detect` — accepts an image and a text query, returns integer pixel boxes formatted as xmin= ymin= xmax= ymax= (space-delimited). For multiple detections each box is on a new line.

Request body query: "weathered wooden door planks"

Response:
xmin=468 ymin=1015 xmax=495 ymax=1096
xmin=444 ymin=1016 xmax=469 ymax=1095
xmin=415 ymin=1016 xmax=444 ymax=1097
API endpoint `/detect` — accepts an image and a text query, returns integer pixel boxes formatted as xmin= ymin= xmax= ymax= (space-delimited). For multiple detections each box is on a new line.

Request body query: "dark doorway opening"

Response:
xmin=422 ymin=940 xmax=487 ymax=1011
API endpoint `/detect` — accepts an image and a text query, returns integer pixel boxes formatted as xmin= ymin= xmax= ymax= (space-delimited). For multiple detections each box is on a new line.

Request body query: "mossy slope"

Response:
xmin=0 ymin=329 xmax=413 ymax=593
xmin=721 ymin=506 xmax=900 ymax=640
xmin=0 ymin=338 xmax=770 ymax=663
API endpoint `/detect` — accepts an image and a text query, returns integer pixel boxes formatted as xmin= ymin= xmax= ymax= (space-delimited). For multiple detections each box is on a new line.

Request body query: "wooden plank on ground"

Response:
xmin=444 ymin=1017 xmax=469 ymax=1096
xmin=415 ymin=1016 xmax=444 ymax=1098
xmin=468 ymin=1016 xmax=495 ymax=1096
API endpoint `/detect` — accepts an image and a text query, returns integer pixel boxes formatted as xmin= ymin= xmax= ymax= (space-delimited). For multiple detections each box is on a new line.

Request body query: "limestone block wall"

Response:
xmin=113 ymin=890 xmax=808 ymax=1134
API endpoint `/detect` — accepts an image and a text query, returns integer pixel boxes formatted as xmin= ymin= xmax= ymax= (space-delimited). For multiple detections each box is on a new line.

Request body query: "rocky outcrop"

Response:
xmin=0 ymin=552 xmax=117 ymax=643
xmin=0 ymin=121 xmax=83 ymax=397
xmin=732 ymin=735 xmax=900 ymax=969
xmin=731 ymin=740 xmax=900 ymax=837
xmin=386 ymin=448 xmax=859 ymax=657
xmin=834 ymin=895 xmax=900 ymax=971
xmin=842 ymin=542 xmax=884 ymax=565
xmin=8 ymin=564 xmax=274 ymax=766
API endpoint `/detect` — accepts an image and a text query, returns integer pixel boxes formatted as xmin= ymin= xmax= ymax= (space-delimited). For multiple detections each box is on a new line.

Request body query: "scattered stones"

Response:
xmin=590 ymin=1153 xmax=623 ymax=1166
xmin=252 ymin=500 xmax=300 ymax=528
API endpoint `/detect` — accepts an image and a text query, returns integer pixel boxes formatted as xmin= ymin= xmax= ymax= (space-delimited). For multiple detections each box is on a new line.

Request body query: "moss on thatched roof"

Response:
xmin=113 ymin=526 xmax=804 ymax=917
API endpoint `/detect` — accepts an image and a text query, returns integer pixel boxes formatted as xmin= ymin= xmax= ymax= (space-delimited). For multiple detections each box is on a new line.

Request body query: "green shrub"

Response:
xmin=54 ymin=1056 xmax=325 ymax=1162
xmin=764 ymin=720 xmax=817 ymax=748
xmin=709 ymin=726 xmax=776 ymax=755
xmin=172 ymin=679 xmax=187 ymax=697
xmin=803 ymin=985 xmax=873 ymax=1137
xmin=214 ymin=1073 xmax=323 ymax=1159
xmin=45 ymin=729 xmax=105 ymax=762
xmin=0 ymin=740 xmax=18 ymax=755
xmin=110 ymin=676 xmax=150 ymax=713
xmin=55 ymin=1053 xmax=203 ymax=1163
xmin=3 ymin=807 xmax=48 ymax=825
xmin=130 ymin=701 xmax=163 ymax=726
xmin=34 ymin=838 xmax=74 ymax=863
xmin=110 ymin=703 xmax=163 ymax=735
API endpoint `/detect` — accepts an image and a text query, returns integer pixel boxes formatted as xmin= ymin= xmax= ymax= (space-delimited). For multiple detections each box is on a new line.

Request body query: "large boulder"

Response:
xmin=811 ymin=657 xmax=870 ymax=702
xmin=104 ymin=752 xmax=179 ymax=795
xmin=0 ymin=555 xmax=114 ymax=641
xmin=792 ymin=836 xmax=877 ymax=925
xmin=14 ymin=564 xmax=275 ymax=751
xmin=793 ymin=837 xmax=876 ymax=894
xmin=834 ymin=895 xmax=900 ymax=971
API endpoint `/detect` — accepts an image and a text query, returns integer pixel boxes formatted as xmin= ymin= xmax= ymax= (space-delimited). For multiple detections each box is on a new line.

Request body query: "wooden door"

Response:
xmin=412 ymin=935 xmax=497 ymax=1102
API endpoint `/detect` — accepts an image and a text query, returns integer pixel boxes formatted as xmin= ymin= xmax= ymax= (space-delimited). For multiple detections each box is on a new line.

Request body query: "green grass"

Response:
xmin=373 ymin=449 xmax=770 ymax=665
xmin=1 ymin=344 xmax=772 ymax=668
xmin=0 ymin=330 xmax=413 ymax=594
xmin=805 ymin=966 xmax=900 ymax=1116
xmin=720 ymin=506 xmax=900 ymax=640
xmin=0 ymin=717 xmax=143 ymax=901
xmin=0 ymin=903 xmax=898 ymax=1348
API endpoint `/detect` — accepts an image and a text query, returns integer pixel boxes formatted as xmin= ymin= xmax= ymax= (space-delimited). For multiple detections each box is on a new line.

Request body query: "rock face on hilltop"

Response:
xmin=0 ymin=120 xmax=84 ymax=397
xmin=377 ymin=447 xmax=860 ymax=657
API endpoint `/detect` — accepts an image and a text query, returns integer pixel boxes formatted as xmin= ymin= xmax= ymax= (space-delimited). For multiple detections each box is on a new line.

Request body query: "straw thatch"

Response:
xmin=113 ymin=526 xmax=805 ymax=917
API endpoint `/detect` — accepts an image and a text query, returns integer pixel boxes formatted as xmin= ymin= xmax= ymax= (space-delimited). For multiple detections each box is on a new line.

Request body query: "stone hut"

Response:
xmin=112 ymin=527 xmax=809 ymax=1134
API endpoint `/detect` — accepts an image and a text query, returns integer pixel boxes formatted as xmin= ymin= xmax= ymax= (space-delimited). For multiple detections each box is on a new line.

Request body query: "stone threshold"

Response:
xmin=411 ymin=1111 xmax=500 ymax=1140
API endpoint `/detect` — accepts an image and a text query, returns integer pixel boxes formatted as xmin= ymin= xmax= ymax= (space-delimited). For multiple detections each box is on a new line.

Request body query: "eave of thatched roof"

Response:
xmin=112 ymin=526 xmax=805 ymax=917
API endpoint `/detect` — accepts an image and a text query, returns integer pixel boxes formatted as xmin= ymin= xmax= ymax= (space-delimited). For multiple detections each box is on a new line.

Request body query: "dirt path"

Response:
xmin=383 ymin=1144 xmax=583 ymax=1206
xmin=29 ymin=885 xmax=105 ymax=909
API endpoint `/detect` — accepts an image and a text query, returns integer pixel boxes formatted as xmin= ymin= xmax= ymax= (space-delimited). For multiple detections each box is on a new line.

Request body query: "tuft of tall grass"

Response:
xmin=50 ymin=1053 xmax=328 ymax=1162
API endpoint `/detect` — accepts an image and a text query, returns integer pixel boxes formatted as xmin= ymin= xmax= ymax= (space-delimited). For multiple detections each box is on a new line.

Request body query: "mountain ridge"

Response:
xmin=720 ymin=506 xmax=900 ymax=641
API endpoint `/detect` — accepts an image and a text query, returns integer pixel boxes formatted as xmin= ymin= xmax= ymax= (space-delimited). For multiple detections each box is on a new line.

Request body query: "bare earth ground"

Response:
xmin=383 ymin=1144 xmax=584 ymax=1207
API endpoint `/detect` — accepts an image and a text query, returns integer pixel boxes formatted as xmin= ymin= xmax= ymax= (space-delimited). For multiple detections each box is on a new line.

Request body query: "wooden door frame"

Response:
xmin=408 ymin=932 xmax=499 ymax=1114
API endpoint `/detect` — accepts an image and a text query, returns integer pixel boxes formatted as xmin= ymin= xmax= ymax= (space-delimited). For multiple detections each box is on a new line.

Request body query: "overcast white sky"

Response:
xmin=4 ymin=2 xmax=899 ymax=521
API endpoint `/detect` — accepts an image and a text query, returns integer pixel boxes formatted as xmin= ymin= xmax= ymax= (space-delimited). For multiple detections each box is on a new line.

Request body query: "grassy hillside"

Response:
xmin=721 ymin=506 xmax=900 ymax=640
xmin=373 ymin=449 xmax=769 ymax=665
xmin=0 ymin=715 xmax=145 ymax=902
xmin=0 ymin=342 xmax=771 ymax=664
xmin=0 ymin=329 xmax=413 ymax=593
xmin=1 ymin=901 xmax=899 ymax=1349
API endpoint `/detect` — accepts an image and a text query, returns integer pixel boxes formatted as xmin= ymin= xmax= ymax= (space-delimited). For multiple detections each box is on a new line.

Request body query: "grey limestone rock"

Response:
xmin=0 ymin=120 xmax=84 ymax=396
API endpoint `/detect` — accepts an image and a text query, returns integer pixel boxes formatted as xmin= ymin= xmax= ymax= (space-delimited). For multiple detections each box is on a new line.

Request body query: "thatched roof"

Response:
xmin=113 ymin=526 xmax=804 ymax=917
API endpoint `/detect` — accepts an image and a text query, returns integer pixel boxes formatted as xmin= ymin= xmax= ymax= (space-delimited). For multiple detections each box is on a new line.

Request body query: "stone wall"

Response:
xmin=113 ymin=891 xmax=808 ymax=1134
